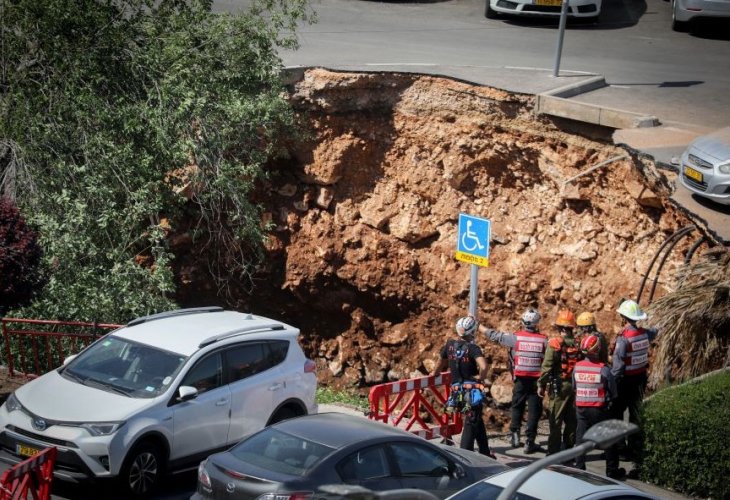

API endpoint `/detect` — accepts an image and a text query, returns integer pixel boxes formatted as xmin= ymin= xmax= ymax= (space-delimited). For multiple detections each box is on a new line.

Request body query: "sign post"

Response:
xmin=455 ymin=214 xmax=491 ymax=316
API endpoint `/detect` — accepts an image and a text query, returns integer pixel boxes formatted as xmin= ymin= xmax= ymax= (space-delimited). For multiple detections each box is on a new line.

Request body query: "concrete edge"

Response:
xmin=543 ymin=75 xmax=607 ymax=99
xmin=536 ymin=95 xmax=659 ymax=129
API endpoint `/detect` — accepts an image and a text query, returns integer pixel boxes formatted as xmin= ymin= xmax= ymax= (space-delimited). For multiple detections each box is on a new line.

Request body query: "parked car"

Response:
xmin=670 ymin=0 xmax=730 ymax=31
xmin=192 ymin=412 xmax=508 ymax=500
xmin=678 ymin=126 xmax=730 ymax=206
xmin=446 ymin=464 xmax=658 ymax=500
xmin=485 ymin=0 xmax=601 ymax=21
xmin=0 ymin=307 xmax=317 ymax=497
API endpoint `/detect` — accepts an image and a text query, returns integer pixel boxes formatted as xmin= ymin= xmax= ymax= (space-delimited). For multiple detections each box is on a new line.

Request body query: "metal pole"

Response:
xmin=552 ymin=0 xmax=570 ymax=77
xmin=469 ymin=264 xmax=479 ymax=316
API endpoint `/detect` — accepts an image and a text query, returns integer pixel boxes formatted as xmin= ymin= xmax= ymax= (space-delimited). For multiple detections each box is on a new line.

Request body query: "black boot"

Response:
xmin=510 ymin=432 xmax=522 ymax=448
xmin=524 ymin=439 xmax=545 ymax=454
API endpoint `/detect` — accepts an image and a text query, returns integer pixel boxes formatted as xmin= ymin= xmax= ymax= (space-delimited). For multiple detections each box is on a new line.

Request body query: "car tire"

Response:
xmin=120 ymin=442 xmax=164 ymax=498
xmin=671 ymin=0 xmax=689 ymax=31
xmin=485 ymin=0 xmax=499 ymax=19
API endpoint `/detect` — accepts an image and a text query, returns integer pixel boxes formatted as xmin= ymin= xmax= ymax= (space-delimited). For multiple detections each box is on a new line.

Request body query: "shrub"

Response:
xmin=640 ymin=369 xmax=730 ymax=499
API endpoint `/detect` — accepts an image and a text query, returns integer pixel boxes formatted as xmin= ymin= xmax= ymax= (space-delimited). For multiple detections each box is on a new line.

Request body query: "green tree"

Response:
xmin=0 ymin=0 xmax=312 ymax=322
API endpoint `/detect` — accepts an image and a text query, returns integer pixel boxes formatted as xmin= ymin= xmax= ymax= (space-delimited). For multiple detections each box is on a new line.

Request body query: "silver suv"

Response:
xmin=0 ymin=307 xmax=318 ymax=497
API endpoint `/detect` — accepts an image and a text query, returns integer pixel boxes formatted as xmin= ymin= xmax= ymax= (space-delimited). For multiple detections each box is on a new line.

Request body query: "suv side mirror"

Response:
xmin=177 ymin=385 xmax=198 ymax=402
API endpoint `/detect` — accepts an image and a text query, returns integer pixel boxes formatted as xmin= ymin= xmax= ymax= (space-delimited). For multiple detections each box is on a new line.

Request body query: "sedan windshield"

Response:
xmin=62 ymin=336 xmax=186 ymax=398
xmin=230 ymin=428 xmax=335 ymax=477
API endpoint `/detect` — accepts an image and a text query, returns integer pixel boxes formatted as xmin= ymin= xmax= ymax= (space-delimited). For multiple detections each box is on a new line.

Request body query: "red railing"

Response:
xmin=0 ymin=446 xmax=56 ymax=500
xmin=1 ymin=318 xmax=122 ymax=378
xmin=368 ymin=372 xmax=463 ymax=440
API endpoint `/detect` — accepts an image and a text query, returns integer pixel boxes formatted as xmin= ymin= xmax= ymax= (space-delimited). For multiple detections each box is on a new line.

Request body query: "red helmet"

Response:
xmin=580 ymin=334 xmax=601 ymax=357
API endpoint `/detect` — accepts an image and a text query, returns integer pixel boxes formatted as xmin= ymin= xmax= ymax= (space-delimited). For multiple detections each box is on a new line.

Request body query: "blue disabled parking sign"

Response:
xmin=455 ymin=213 xmax=490 ymax=267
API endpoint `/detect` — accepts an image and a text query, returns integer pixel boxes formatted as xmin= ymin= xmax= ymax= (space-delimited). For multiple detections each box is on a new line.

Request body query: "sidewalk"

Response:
xmin=319 ymin=403 xmax=691 ymax=500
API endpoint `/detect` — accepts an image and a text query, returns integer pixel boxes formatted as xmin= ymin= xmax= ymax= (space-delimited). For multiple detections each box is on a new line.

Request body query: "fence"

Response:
xmin=0 ymin=446 xmax=56 ymax=500
xmin=1 ymin=318 xmax=122 ymax=378
xmin=368 ymin=372 xmax=463 ymax=441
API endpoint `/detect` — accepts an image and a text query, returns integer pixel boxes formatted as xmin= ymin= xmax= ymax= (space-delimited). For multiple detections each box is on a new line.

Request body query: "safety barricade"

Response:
xmin=368 ymin=372 xmax=463 ymax=440
xmin=0 ymin=446 xmax=56 ymax=500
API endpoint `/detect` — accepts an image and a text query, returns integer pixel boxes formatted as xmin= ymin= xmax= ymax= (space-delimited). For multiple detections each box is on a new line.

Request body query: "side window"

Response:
xmin=337 ymin=446 xmax=391 ymax=482
xmin=267 ymin=340 xmax=289 ymax=366
xmin=180 ymin=353 xmax=222 ymax=394
xmin=226 ymin=343 xmax=266 ymax=383
xmin=390 ymin=442 xmax=449 ymax=477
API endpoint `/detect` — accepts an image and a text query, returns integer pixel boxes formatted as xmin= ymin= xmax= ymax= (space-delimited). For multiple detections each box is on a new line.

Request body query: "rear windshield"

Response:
xmin=231 ymin=428 xmax=335 ymax=477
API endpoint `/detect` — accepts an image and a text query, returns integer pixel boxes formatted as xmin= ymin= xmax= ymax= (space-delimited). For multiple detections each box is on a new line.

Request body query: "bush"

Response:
xmin=640 ymin=370 xmax=730 ymax=499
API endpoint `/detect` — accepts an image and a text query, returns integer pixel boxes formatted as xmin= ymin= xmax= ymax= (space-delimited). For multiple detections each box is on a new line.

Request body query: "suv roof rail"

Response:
xmin=198 ymin=323 xmax=286 ymax=348
xmin=127 ymin=306 xmax=224 ymax=327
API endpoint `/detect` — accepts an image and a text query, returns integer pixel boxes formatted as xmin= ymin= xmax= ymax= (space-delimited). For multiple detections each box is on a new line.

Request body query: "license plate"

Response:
xmin=684 ymin=166 xmax=703 ymax=183
xmin=536 ymin=0 xmax=563 ymax=5
xmin=16 ymin=443 xmax=40 ymax=457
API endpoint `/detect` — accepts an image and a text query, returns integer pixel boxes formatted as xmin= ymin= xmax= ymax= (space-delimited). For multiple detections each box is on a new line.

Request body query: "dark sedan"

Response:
xmin=192 ymin=412 xmax=507 ymax=500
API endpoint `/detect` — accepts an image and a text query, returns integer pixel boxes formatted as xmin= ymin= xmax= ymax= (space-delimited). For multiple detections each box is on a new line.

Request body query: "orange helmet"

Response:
xmin=576 ymin=312 xmax=596 ymax=327
xmin=580 ymin=334 xmax=601 ymax=357
xmin=554 ymin=309 xmax=576 ymax=328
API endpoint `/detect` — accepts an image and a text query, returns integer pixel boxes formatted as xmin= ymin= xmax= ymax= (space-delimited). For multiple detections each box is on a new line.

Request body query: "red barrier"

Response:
xmin=368 ymin=372 xmax=463 ymax=440
xmin=1 ymin=318 xmax=122 ymax=378
xmin=0 ymin=446 xmax=56 ymax=500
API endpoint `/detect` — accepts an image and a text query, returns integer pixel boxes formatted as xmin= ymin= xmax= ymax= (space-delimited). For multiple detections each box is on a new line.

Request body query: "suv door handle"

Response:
xmin=268 ymin=382 xmax=284 ymax=391
xmin=215 ymin=398 xmax=229 ymax=406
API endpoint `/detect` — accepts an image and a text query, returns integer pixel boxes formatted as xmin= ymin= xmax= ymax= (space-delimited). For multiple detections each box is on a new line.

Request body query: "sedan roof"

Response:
xmin=273 ymin=412 xmax=419 ymax=449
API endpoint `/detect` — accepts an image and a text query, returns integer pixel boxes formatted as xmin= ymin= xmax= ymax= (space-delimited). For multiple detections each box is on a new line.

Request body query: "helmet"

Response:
xmin=555 ymin=309 xmax=576 ymax=328
xmin=521 ymin=308 xmax=541 ymax=330
xmin=455 ymin=316 xmax=477 ymax=338
xmin=580 ymin=334 xmax=601 ymax=357
xmin=576 ymin=312 xmax=596 ymax=327
xmin=616 ymin=299 xmax=647 ymax=321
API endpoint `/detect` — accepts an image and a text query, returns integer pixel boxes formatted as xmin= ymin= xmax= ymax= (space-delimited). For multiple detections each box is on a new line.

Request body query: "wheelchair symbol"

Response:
xmin=461 ymin=220 xmax=485 ymax=252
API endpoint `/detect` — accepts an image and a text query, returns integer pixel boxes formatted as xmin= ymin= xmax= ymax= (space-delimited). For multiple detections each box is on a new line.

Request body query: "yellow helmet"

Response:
xmin=576 ymin=312 xmax=596 ymax=327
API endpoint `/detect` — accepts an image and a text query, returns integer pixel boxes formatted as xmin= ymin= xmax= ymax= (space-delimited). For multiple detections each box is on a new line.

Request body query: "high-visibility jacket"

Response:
xmin=512 ymin=330 xmax=547 ymax=378
xmin=621 ymin=326 xmax=651 ymax=376
xmin=548 ymin=336 xmax=580 ymax=380
xmin=574 ymin=359 xmax=607 ymax=407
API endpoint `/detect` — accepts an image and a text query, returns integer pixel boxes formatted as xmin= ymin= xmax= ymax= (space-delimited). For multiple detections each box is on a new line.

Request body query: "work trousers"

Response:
xmin=613 ymin=373 xmax=647 ymax=454
xmin=460 ymin=403 xmax=492 ymax=456
xmin=575 ymin=406 xmax=620 ymax=475
xmin=547 ymin=382 xmax=576 ymax=455
xmin=510 ymin=376 xmax=542 ymax=441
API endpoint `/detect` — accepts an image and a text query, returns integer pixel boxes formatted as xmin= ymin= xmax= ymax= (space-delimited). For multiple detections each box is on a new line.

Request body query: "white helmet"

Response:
xmin=616 ymin=299 xmax=647 ymax=321
xmin=455 ymin=316 xmax=478 ymax=338
xmin=521 ymin=308 xmax=541 ymax=330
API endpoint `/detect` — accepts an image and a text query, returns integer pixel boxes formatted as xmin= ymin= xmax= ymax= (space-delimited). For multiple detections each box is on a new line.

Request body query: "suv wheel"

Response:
xmin=121 ymin=442 xmax=164 ymax=497
xmin=269 ymin=407 xmax=299 ymax=425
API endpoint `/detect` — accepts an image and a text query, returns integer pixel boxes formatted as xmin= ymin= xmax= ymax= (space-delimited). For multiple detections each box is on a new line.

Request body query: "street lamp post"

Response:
xmin=496 ymin=419 xmax=639 ymax=500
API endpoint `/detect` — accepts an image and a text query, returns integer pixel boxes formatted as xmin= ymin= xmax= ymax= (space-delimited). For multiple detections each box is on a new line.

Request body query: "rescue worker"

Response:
xmin=481 ymin=308 xmax=547 ymax=454
xmin=573 ymin=333 xmax=623 ymax=479
xmin=537 ymin=309 xmax=579 ymax=456
xmin=611 ymin=299 xmax=659 ymax=461
xmin=433 ymin=316 xmax=495 ymax=458
xmin=575 ymin=311 xmax=609 ymax=364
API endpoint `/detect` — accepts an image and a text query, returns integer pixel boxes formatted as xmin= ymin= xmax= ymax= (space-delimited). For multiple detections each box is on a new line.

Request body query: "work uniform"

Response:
xmin=538 ymin=335 xmax=579 ymax=455
xmin=439 ymin=338 xmax=491 ymax=455
xmin=573 ymin=358 xmax=620 ymax=475
xmin=611 ymin=324 xmax=659 ymax=456
xmin=486 ymin=329 xmax=547 ymax=445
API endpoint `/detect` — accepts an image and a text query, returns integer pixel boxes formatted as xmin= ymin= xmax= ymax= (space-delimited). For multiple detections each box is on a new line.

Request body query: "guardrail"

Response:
xmin=1 ymin=318 xmax=122 ymax=378
xmin=368 ymin=372 xmax=463 ymax=441
xmin=0 ymin=446 xmax=56 ymax=500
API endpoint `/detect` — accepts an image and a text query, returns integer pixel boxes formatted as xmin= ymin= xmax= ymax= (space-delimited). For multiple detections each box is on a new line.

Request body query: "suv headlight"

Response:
xmin=718 ymin=162 xmax=730 ymax=174
xmin=4 ymin=393 xmax=22 ymax=413
xmin=80 ymin=421 xmax=125 ymax=436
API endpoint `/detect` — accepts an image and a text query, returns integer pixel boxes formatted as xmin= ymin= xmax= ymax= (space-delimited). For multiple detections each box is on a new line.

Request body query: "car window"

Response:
xmin=225 ymin=341 xmax=288 ymax=383
xmin=230 ymin=427 xmax=334 ymax=477
xmin=268 ymin=340 xmax=289 ymax=365
xmin=337 ymin=445 xmax=391 ymax=482
xmin=389 ymin=442 xmax=449 ymax=477
xmin=181 ymin=353 xmax=223 ymax=394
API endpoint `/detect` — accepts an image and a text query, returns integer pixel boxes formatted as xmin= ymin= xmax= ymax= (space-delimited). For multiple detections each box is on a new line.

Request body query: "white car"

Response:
xmin=678 ymin=126 xmax=730 ymax=205
xmin=485 ymin=0 xmax=601 ymax=20
xmin=671 ymin=0 xmax=730 ymax=31
xmin=447 ymin=465 xmax=659 ymax=499
xmin=0 ymin=307 xmax=317 ymax=497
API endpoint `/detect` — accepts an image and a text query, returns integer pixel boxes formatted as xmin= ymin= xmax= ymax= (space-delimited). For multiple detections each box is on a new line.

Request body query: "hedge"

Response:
xmin=640 ymin=370 xmax=730 ymax=499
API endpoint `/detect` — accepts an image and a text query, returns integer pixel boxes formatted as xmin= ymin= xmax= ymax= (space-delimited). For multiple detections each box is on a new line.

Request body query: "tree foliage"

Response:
xmin=0 ymin=0 xmax=313 ymax=322
xmin=0 ymin=198 xmax=46 ymax=315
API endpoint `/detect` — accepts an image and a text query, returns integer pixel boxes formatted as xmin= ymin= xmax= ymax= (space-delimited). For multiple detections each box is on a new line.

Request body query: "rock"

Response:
xmin=316 ymin=186 xmax=335 ymax=209
xmin=625 ymin=179 xmax=663 ymax=209
xmin=490 ymin=372 xmax=514 ymax=405
xmin=277 ymin=184 xmax=298 ymax=197
xmin=381 ymin=327 xmax=408 ymax=346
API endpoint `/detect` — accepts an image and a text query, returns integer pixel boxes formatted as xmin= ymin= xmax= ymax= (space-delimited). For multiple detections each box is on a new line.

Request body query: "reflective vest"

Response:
xmin=548 ymin=336 xmax=580 ymax=380
xmin=621 ymin=326 xmax=651 ymax=376
xmin=574 ymin=360 xmax=607 ymax=407
xmin=512 ymin=330 xmax=547 ymax=378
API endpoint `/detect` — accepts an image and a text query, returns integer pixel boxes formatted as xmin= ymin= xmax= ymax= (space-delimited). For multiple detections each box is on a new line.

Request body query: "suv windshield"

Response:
xmin=62 ymin=336 xmax=186 ymax=398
